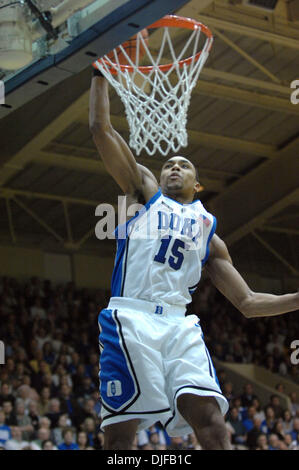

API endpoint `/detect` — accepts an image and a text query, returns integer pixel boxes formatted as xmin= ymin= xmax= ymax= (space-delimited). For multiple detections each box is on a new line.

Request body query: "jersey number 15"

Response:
xmin=154 ymin=236 xmax=187 ymax=271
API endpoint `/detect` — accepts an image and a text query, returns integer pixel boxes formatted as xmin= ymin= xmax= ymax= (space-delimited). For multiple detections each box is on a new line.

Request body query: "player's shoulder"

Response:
xmin=194 ymin=198 xmax=214 ymax=218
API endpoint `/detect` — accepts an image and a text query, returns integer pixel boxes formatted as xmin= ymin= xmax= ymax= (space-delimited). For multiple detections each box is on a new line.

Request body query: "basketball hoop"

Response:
xmin=93 ymin=15 xmax=213 ymax=156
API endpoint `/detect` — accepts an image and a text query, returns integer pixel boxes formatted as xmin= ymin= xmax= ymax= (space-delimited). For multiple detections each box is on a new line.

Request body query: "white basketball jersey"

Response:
xmin=111 ymin=189 xmax=216 ymax=307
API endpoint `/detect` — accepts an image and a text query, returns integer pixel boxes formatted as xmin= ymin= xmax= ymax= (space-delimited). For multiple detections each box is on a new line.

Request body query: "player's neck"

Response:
xmin=162 ymin=189 xmax=194 ymax=205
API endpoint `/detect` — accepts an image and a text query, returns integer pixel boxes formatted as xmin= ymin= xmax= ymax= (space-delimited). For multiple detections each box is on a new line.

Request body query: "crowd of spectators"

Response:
xmin=0 ymin=275 xmax=298 ymax=450
xmin=219 ymin=377 xmax=299 ymax=450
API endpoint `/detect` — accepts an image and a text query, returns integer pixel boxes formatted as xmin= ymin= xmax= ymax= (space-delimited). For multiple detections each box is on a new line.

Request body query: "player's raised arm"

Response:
xmin=89 ymin=73 xmax=143 ymax=195
xmin=205 ymin=234 xmax=299 ymax=318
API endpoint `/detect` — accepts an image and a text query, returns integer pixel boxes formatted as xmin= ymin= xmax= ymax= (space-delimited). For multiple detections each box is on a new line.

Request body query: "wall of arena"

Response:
xmin=0 ymin=245 xmax=114 ymax=289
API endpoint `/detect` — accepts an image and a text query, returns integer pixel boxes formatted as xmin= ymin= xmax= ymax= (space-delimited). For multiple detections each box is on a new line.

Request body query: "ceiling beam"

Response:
xmin=219 ymin=188 xmax=299 ymax=246
xmin=200 ymin=68 xmax=291 ymax=96
xmin=46 ymin=140 xmax=241 ymax=180
xmin=0 ymin=186 xmax=118 ymax=251
xmin=12 ymin=197 xmax=65 ymax=244
xmin=195 ymin=80 xmax=299 ymax=115
xmin=260 ymin=226 xmax=299 ymax=237
xmin=199 ymin=14 xmax=299 ymax=50
xmin=269 ymin=213 xmax=299 ymax=224
xmin=108 ymin=115 xmax=277 ymax=157
xmin=212 ymin=27 xmax=282 ymax=84
xmin=187 ymin=129 xmax=276 ymax=157
xmin=5 ymin=198 xmax=16 ymax=244
xmin=0 ymin=187 xmax=103 ymax=207
xmin=252 ymin=230 xmax=299 ymax=276
xmin=32 ymin=148 xmax=227 ymax=193
xmin=0 ymin=90 xmax=90 ymax=187
xmin=131 ymin=48 xmax=291 ymax=109
xmin=63 ymin=201 xmax=74 ymax=244
xmin=76 ymin=227 xmax=97 ymax=250
xmin=209 ymin=150 xmax=299 ymax=245
xmin=148 ymin=56 xmax=292 ymax=110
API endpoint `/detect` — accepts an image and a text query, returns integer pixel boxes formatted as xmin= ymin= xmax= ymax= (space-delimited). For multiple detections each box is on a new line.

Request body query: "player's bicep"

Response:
xmin=92 ymin=126 xmax=142 ymax=194
xmin=206 ymin=234 xmax=253 ymax=314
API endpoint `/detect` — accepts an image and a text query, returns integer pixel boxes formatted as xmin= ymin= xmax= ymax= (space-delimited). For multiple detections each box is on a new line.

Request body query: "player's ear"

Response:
xmin=194 ymin=181 xmax=204 ymax=194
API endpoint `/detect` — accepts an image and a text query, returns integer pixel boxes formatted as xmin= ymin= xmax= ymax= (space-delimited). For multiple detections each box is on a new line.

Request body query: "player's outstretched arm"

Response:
xmin=205 ymin=234 xmax=299 ymax=318
xmin=89 ymin=74 xmax=143 ymax=195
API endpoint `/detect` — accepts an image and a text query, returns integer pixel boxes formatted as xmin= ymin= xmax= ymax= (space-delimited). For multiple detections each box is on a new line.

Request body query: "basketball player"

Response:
xmin=89 ymin=71 xmax=299 ymax=450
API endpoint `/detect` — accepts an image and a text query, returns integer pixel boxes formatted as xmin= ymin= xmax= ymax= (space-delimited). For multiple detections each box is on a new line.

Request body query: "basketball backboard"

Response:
xmin=1 ymin=0 xmax=191 ymax=115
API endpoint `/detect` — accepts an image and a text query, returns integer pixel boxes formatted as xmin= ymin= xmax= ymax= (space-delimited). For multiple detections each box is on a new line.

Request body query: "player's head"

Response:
xmin=159 ymin=156 xmax=201 ymax=201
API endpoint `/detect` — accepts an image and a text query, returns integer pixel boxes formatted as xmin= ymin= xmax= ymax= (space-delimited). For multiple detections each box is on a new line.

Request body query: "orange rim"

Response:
xmin=94 ymin=15 xmax=213 ymax=75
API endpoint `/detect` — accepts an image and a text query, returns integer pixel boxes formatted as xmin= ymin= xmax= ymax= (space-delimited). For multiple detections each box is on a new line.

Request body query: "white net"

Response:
xmin=94 ymin=18 xmax=213 ymax=156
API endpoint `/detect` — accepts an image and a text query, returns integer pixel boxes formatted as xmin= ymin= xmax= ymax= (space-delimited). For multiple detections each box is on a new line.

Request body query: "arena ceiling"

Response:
xmin=0 ymin=0 xmax=298 ymax=284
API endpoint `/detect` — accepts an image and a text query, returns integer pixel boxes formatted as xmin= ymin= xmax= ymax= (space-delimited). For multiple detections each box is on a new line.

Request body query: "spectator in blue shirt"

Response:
xmin=42 ymin=341 xmax=56 ymax=366
xmin=288 ymin=417 xmax=299 ymax=442
xmin=58 ymin=428 xmax=79 ymax=450
xmin=242 ymin=405 xmax=257 ymax=432
xmin=0 ymin=410 xmax=11 ymax=446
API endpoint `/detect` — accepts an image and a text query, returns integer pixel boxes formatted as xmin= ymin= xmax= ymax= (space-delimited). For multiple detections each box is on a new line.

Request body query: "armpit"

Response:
xmin=133 ymin=189 xmax=146 ymax=205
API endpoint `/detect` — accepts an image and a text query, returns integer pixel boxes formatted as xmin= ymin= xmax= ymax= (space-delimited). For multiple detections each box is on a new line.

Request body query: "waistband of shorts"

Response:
xmin=108 ymin=297 xmax=187 ymax=319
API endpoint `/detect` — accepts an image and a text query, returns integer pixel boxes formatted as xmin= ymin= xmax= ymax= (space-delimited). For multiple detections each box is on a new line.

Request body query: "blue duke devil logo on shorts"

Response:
xmin=107 ymin=380 xmax=122 ymax=397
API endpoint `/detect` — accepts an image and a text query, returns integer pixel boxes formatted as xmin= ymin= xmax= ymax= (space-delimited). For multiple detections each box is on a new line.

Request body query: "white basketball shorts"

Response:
xmin=98 ymin=297 xmax=228 ymax=437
